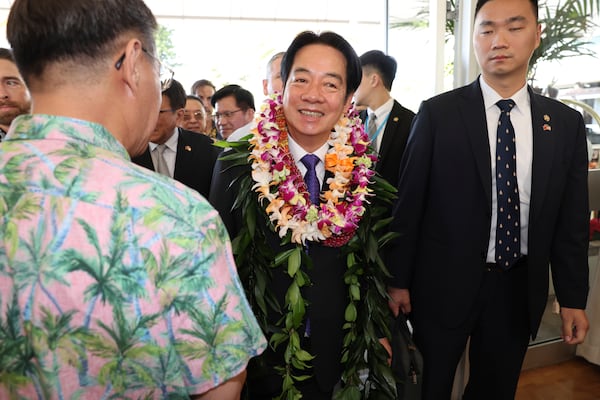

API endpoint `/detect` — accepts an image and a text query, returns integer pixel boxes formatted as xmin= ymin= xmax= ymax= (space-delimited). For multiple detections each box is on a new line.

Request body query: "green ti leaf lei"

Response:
xmin=217 ymin=102 xmax=400 ymax=400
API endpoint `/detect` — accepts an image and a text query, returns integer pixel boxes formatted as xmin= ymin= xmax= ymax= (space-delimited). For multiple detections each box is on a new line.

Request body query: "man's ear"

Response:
xmin=175 ymin=108 xmax=186 ymax=124
xmin=344 ymin=92 xmax=354 ymax=112
xmin=244 ymin=107 xmax=255 ymax=123
xmin=370 ymin=72 xmax=380 ymax=88
xmin=120 ymin=39 xmax=144 ymax=94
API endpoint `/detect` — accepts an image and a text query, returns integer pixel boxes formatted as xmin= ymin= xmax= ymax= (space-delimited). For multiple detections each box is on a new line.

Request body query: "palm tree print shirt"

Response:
xmin=0 ymin=114 xmax=267 ymax=399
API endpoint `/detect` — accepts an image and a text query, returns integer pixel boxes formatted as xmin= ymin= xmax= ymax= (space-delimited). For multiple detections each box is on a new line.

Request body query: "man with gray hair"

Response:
xmin=0 ymin=0 xmax=266 ymax=398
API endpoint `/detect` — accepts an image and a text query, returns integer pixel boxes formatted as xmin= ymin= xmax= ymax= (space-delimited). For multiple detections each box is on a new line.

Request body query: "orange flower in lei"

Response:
xmin=249 ymin=94 xmax=376 ymax=247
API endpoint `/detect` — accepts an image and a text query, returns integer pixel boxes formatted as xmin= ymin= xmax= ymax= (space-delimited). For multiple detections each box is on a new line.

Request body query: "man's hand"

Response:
xmin=560 ymin=307 xmax=589 ymax=345
xmin=387 ymin=287 xmax=411 ymax=316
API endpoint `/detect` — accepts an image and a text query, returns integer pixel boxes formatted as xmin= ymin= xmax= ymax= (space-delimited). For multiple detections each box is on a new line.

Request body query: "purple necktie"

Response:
xmin=301 ymin=154 xmax=320 ymax=205
xmin=300 ymin=153 xmax=320 ymax=337
xmin=495 ymin=99 xmax=521 ymax=269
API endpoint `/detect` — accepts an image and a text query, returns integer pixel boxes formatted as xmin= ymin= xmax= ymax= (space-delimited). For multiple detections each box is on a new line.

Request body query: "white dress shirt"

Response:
xmin=149 ymin=128 xmax=179 ymax=178
xmin=287 ymin=134 xmax=329 ymax=187
xmin=480 ymin=77 xmax=532 ymax=262
xmin=366 ymin=97 xmax=394 ymax=153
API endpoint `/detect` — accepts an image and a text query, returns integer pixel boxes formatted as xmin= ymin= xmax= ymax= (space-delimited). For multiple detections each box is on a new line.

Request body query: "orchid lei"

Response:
xmin=248 ymin=93 xmax=376 ymax=247
xmin=223 ymin=94 xmax=399 ymax=399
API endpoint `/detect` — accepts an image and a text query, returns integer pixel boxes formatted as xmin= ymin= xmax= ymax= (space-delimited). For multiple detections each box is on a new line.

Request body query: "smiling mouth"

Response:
xmin=300 ymin=110 xmax=323 ymax=117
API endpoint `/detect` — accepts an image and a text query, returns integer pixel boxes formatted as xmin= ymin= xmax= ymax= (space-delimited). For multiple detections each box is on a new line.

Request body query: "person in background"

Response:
xmin=191 ymin=78 xmax=217 ymax=138
xmin=180 ymin=94 xmax=208 ymax=135
xmin=262 ymin=51 xmax=285 ymax=96
xmin=211 ymin=84 xmax=255 ymax=142
xmin=353 ymin=50 xmax=415 ymax=188
xmin=386 ymin=0 xmax=589 ymax=399
xmin=132 ymin=79 xmax=220 ymax=198
xmin=0 ymin=47 xmax=31 ymax=140
xmin=0 ymin=1 xmax=266 ymax=398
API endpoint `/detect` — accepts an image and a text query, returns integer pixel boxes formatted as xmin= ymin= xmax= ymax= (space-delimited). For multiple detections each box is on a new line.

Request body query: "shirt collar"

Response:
xmin=367 ymin=97 xmax=394 ymax=120
xmin=7 ymin=114 xmax=130 ymax=159
xmin=149 ymin=128 xmax=179 ymax=151
xmin=287 ymin=133 xmax=329 ymax=164
xmin=479 ymin=76 xmax=529 ymax=116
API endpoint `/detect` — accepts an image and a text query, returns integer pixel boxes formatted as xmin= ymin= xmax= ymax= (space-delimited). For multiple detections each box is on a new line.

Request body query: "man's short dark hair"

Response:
xmin=359 ymin=50 xmax=397 ymax=91
xmin=0 ymin=48 xmax=16 ymax=63
xmin=211 ymin=84 xmax=255 ymax=111
xmin=163 ymin=79 xmax=187 ymax=110
xmin=475 ymin=0 xmax=538 ymax=19
xmin=6 ymin=0 xmax=157 ymax=85
xmin=281 ymin=31 xmax=362 ymax=100
xmin=191 ymin=79 xmax=216 ymax=95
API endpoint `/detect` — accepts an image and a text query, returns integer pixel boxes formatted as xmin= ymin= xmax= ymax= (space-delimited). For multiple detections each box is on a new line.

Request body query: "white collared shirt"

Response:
xmin=149 ymin=128 xmax=179 ymax=178
xmin=287 ymin=134 xmax=329 ymax=186
xmin=227 ymin=121 xmax=254 ymax=143
xmin=480 ymin=76 xmax=532 ymax=261
xmin=366 ymin=97 xmax=394 ymax=152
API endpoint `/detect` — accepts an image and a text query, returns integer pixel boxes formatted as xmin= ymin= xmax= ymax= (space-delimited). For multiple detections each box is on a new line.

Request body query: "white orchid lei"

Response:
xmin=222 ymin=94 xmax=399 ymax=400
xmin=248 ymin=93 xmax=376 ymax=247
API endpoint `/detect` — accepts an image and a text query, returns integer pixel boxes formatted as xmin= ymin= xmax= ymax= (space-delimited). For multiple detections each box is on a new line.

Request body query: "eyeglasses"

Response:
xmin=183 ymin=110 xmax=205 ymax=121
xmin=212 ymin=109 xmax=243 ymax=121
xmin=159 ymin=109 xmax=175 ymax=114
xmin=114 ymin=46 xmax=174 ymax=91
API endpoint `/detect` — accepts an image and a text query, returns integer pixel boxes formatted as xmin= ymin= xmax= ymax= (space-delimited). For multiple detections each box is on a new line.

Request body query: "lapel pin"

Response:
xmin=393 ymin=117 xmax=399 ymax=122
xmin=542 ymin=124 xmax=551 ymax=132
xmin=185 ymin=145 xmax=192 ymax=151
xmin=543 ymin=114 xmax=550 ymax=122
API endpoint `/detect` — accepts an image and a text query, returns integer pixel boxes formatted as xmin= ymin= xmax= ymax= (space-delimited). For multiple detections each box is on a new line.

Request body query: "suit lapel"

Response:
xmin=459 ymin=80 xmax=493 ymax=212
xmin=136 ymin=147 xmax=154 ymax=170
xmin=528 ymin=90 xmax=555 ymax=223
xmin=173 ymin=128 xmax=187 ymax=179
xmin=377 ymin=100 xmax=400 ymax=166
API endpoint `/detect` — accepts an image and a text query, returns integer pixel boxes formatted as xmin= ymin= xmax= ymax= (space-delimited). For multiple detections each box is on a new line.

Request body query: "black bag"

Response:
xmin=390 ymin=312 xmax=423 ymax=400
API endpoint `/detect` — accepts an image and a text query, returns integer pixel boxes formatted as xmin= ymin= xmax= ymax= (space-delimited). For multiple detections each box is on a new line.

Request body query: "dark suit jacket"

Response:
xmin=360 ymin=99 xmax=415 ymax=186
xmin=209 ymin=159 xmax=346 ymax=393
xmin=132 ymin=128 xmax=219 ymax=199
xmin=387 ymin=79 xmax=589 ymax=337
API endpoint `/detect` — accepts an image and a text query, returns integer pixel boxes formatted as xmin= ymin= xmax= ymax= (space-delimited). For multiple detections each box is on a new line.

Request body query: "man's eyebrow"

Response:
xmin=478 ymin=15 xmax=527 ymax=27
xmin=292 ymin=67 xmax=343 ymax=82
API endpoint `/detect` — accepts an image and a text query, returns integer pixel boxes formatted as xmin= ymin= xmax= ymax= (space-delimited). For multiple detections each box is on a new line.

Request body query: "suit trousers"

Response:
xmin=412 ymin=258 xmax=531 ymax=400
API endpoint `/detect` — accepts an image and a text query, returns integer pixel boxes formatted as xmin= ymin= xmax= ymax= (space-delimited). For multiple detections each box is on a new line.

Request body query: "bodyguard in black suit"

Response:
xmin=386 ymin=1 xmax=589 ymax=399
xmin=132 ymin=80 xmax=219 ymax=198
xmin=355 ymin=50 xmax=415 ymax=187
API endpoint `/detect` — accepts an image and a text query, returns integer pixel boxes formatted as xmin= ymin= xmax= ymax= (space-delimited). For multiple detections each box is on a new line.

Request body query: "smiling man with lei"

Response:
xmin=209 ymin=31 xmax=399 ymax=399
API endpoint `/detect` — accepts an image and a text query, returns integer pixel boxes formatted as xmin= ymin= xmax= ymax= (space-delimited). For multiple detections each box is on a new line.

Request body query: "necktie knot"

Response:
xmin=496 ymin=99 xmax=515 ymax=113
xmin=301 ymin=154 xmax=320 ymax=170
xmin=301 ymin=154 xmax=320 ymax=205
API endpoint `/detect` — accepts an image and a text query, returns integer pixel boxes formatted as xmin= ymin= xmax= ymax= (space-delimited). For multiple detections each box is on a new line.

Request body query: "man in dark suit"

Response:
xmin=354 ymin=50 xmax=415 ymax=186
xmin=386 ymin=0 xmax=589 ymax=399
xmin=209 ymin=31 xmax=393 ymax=399
xmin=132 ymin=79 xmax=219 ymax=198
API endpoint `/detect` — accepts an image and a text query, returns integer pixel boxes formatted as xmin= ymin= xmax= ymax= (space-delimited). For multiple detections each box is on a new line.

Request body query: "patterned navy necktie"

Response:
xmin=301 ymin=154 xmax=321 ymax=205
xmin=495 ymin=99 xmax=521 ymax=269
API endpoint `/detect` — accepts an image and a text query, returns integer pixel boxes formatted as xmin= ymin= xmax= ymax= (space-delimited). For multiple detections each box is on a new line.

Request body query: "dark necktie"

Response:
xmin=300 ymin=153 xmax=321 ymax=337
xmin=495 ymin=99 xmax=521 ymax=269
xmin=301 ymin=154 xmax=320 ymax=205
